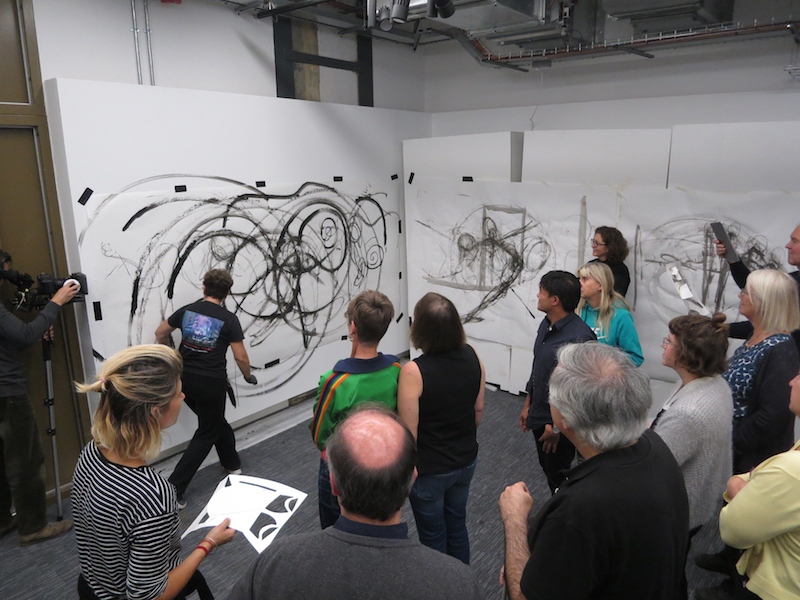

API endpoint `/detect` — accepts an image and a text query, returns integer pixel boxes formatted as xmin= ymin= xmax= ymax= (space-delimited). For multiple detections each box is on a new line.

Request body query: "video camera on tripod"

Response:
xmin=0 ymin=256 xmax=88 ymax=311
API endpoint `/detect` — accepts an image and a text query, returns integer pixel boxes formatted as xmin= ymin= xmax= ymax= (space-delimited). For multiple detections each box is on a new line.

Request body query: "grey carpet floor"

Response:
xmin=0 ymin=388 xmax=728 ymax=599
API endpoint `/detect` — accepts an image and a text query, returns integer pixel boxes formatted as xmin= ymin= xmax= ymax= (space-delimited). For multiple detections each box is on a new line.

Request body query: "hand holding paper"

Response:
xmin=183 ymin=475 xmax=307 ymax=554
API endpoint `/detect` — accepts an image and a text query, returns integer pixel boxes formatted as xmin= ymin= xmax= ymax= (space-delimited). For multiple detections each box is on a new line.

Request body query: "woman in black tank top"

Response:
xmin=397 ymin=293 xmax=485 ymax=565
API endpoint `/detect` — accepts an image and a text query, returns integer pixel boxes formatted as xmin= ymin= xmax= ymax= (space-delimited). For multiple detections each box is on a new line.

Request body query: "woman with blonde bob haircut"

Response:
xmin=575 ymin=262 xmax=643 ymax=366
xmin=72 ymin=345 xmax=235 ymax=600
xmin=723 ymin=269 xmax=800 ymax=474
xmin=745 ymin=269 xmax=800 ymax=335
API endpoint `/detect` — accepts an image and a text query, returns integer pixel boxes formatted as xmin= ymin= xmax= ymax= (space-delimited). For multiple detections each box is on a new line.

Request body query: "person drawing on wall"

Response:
xmin=155 ymin=269 xmax=257 ymax=509
xmin=575 ymin=262 xmax=643 ymax=366
xmin=590 ymin=226 xmax=631 ymax=297
xmin=309 ymin=290 xmax=400 ymax=529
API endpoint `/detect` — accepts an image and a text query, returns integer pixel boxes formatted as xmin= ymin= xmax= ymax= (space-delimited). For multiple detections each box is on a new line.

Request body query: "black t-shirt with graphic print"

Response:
xmin=167 ymin=299 xmax=244 ymax=379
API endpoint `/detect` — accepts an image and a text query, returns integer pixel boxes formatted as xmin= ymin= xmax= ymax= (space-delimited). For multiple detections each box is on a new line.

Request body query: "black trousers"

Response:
xmin=531 ymin=426 xmax=575 ymax=493
xmin=168 ymin=374 xmax=240 ymax=498
xmin=78 ymin=570 xmax=213 ymax=599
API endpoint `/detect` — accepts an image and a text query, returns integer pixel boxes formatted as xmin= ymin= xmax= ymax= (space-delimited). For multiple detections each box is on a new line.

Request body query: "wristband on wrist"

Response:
xmin=202 ymin=537 xmax=218 ymax=549
xmin=195 ymin=544 xmax=210 ymax=557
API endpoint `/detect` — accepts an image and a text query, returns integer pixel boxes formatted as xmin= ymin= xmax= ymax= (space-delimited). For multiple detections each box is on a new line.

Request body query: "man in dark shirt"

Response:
xmin=1 ymin=250 xmax=79 ymax=545
xmin=228 ymin=405 xmax=481 ymax=600
xmin=519 ymin=271 xmax=595 ymax=492
xmin=156 ymin=269 xmax=256 ymax=506
xmin=501 ymin=343 xmax=689 ymax=600
xmin=715 ymin=222 xmax=800 ymax=350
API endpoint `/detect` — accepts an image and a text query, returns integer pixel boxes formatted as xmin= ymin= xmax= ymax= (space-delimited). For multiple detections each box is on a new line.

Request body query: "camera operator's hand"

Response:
xmin=51 ymin=280 xmax=80 ymax=306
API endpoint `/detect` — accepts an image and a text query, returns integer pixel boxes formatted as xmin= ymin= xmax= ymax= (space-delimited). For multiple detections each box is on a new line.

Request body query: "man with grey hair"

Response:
xmin=500 ymin=343 xmax=689 ymax=600
xmin=228 ymin=405 xmax=481 ymax=600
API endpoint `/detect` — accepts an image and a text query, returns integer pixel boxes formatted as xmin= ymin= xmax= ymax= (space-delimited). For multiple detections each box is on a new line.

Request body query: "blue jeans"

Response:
xmin=317 ymin=458 xmax=340 ymax=529
xmin=409 ymin=459 xmax=476 ymax=564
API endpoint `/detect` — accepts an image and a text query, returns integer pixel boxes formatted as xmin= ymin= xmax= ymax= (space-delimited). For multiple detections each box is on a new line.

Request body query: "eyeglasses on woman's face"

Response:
xmin=590 ymin=240 xmax=606 ymax=247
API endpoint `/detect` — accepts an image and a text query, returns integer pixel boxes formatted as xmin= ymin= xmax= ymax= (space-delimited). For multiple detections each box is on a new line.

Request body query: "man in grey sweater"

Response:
xmin=227 ymin=405 xmax=482 ymax=600
xmin=1 ymin=250 xmax=79 ymax=545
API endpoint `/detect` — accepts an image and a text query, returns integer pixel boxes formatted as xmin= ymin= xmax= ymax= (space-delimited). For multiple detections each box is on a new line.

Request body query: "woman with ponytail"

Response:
xmin=652 ymin=313 xmax=733 ymax=534
xmin=72 ymin=345 xmax=235 ymax=600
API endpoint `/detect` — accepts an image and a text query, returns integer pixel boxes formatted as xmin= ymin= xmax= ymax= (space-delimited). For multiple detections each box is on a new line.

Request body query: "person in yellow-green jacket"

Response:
xmin=309 ymin=290 xmax=400 ymax=528
xmin=696 ymin=367 xmax=800 ymax=600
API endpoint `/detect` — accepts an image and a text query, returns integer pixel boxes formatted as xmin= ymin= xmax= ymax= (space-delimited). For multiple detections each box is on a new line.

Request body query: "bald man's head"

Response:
xmin=326 ymin=405 xmax=416 ymax=522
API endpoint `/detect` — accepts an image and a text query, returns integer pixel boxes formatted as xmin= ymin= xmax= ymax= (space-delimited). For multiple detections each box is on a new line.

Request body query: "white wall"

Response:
xmin=31 ymin=0 xmax=799 ymax=119
xmin=421 ymin=35 xmax=799 ymax=114
xmin=32 ymin=0 xmax=278 ymax=97
xmin=31 ymin=0 xmax=427 ymax=111
xmin=44 ymin=78 xmax=430 ymax=454
xmin=429 ymin=89 xmax=800 ymax=136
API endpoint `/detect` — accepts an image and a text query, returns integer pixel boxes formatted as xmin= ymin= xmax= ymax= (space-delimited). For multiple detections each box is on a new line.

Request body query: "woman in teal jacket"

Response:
xmin=576 ymin=261 xmax=644 ymax=366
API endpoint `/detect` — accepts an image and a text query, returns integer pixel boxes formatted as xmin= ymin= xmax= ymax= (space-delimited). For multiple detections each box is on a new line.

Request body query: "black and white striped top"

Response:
xmin=72 ymin=441 xmax=181 ymax=600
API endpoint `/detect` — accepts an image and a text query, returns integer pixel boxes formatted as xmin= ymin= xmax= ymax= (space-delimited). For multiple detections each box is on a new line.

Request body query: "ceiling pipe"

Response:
xmin=367 ymin=0 xmax=377 ymax=27
xmin=488 ymin=20 xmax=799 ymax=67
xmin=143 ymin=0 xmax=156 ymax=85
xmin=129 ymin=0 xmax=143 ymax=85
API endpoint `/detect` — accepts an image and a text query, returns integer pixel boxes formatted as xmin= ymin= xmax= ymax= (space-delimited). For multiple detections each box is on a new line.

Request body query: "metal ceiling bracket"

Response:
xmin=615 ymin=44 xmax=655 ymax=58
xmin=255 ymin=0 xmax=332 ymax=19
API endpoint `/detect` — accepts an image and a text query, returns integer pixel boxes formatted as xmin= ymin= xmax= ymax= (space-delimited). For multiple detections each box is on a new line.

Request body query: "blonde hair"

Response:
xmin=76 ymin=345 xmax=183 ymax=461
xmin=745 ymin=269 xmax=800 ymax=335
xmin=575 ymin=262 xmax=631 ymax=337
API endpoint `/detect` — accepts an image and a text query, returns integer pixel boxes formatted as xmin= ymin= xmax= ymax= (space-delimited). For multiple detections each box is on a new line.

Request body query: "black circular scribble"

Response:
xmin=637 ymin=218 xmax=783 ymax=323
xmin=424 ymin=205 xmax=552 ymax=323
xmin=80 ymin=176 xmax=393 ymax=394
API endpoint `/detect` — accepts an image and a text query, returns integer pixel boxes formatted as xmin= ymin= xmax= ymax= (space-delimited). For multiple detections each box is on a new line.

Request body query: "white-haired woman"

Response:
xmin=722 ymin=269 xmax=800 ymax=474
xmin=72 ymin=345 xmax=235 ymax=600
xmin=575 ymin=262 xmax=643 ymax=366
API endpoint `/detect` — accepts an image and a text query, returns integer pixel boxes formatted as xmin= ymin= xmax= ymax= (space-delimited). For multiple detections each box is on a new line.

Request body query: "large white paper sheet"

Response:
xmin=406 ymin=177 xmax=798 ymax=386
xmin=182 ymin=475 xmax=306 ymax=554
xmin=76 ymin=176 xmax=401 ymax=395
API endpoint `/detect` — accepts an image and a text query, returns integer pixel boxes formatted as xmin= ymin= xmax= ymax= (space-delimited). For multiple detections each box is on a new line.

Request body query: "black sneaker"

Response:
xmin=0 ymin=516 xmax=18 ymax=539
xmin=176 ymin=496 xmax=187 ymax=510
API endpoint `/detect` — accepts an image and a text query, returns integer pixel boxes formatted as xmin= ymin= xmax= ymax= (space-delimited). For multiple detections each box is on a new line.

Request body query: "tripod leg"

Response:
xmin=42 ymin=340 xmax=62 ymax=521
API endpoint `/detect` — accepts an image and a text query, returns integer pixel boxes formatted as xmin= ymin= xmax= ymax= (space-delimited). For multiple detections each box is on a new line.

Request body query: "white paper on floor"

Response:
xmin=182 ymin=475 xmax=307 ymax=554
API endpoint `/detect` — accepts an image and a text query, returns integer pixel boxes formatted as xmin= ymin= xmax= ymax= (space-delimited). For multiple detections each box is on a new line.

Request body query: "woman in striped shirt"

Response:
xmin=72 ymin=345 xmax=235 ymax=600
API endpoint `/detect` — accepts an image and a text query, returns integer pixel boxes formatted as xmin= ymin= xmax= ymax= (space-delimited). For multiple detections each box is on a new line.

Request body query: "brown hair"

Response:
xmin=595 ymin=226 xmax=629 ymax=263
xmin=668 ymin=313 xmax=729 ymax=377
xmin=203 ymin=269 xmax=233 ymax=301
xmin=410 ymin=292 xmax=466 ymax=354
xmin=76 ymin=345 xmax=183 ymax=461
xmin=345 ymin=290 xmax=394 ymax=346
